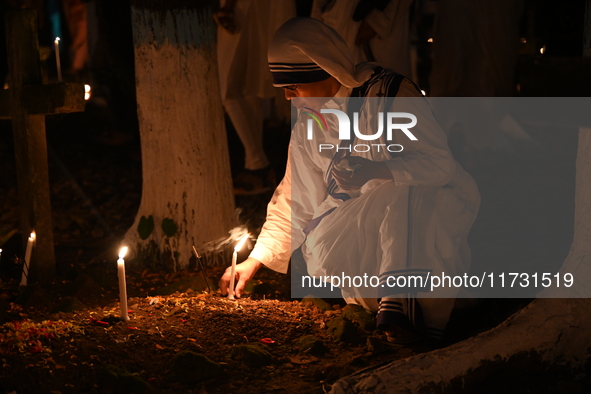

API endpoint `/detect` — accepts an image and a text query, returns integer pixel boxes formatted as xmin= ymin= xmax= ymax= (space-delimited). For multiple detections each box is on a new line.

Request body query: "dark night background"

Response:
xmin=0 ymin=0 xmax=590 ymax=392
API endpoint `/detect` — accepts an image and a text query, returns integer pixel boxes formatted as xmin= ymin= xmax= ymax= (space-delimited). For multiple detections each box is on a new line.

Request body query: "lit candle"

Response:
xmin=20 ymin=232 xmax=35 ymax=287
xmin=54 ymin=37 xmax=62 ymax=82
xmin=117 ymin=247 xmax=129 ymax=321
xmin=228 ymin=234 xmax=249 ymax=300
xmin=84 ymin=84 xmax=91 ymax=100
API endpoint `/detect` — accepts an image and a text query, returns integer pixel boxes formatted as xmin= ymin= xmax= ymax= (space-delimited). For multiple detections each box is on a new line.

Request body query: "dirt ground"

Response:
xmin=0 ymin=272 xmax=428 ymax=394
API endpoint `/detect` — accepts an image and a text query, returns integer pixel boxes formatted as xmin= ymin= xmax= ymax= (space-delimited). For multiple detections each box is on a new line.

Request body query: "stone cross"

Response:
xmin=0 ymin=9 xmax=85 ymax=283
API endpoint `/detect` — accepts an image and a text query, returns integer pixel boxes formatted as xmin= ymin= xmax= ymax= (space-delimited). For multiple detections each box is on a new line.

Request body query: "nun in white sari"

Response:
xmin=219 ymin=17 xmax=480 ymax=344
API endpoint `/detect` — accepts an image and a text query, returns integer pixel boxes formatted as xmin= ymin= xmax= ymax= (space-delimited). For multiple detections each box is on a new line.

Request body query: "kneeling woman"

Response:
xmin=219 ymin=17 xmax=480 ymax=345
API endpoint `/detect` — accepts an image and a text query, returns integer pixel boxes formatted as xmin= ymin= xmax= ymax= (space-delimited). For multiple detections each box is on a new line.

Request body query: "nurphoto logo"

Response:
xmin=305 ymin=108 xmax=418 ymax=153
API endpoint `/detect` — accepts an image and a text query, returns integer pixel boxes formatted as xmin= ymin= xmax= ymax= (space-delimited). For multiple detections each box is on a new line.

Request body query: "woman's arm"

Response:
xmin=219 ymin=118 xmax=327 ymax=297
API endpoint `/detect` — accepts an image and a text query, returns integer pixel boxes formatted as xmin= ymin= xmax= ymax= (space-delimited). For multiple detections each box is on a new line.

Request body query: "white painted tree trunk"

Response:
xmin=330 ymin=129 xmax=591 ymax=393
xmin=125 ymin=2 xmax=236 ymax=270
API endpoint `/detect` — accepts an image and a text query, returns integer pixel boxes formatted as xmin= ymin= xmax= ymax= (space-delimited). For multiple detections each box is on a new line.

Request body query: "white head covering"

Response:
xmin=268 ymin=17 xmax=377 ymax=89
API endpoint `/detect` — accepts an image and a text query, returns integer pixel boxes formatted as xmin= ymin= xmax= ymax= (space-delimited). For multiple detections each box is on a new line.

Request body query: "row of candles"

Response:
xmin=19 ymin=232 xmax=249 ymax=322
xmin=116 ymin=233 xmax=248 ymax=320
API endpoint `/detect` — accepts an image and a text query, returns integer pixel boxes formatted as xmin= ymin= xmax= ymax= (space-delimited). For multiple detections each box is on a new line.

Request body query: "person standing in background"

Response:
xmin=215 ymin=0 xmax=296 ymax=195
xmin=312 ymin=0 xmax=415 ymax=80
xmin=428 ymin=0 xmax=525 ymax=166
xmin=429 ymin=0 xmax=523 ymax=98
xmin=61 ymin=0 xmax=89 ymax=77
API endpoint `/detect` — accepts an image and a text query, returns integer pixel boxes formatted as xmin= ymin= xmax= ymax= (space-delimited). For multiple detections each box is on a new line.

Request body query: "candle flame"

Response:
xmin=30 ymin=232 xmax=35 ymax=240
xmin=234 ymin=234 xmax=249 ymax=252
xmin=84 ymin=84 xmax=92 ymax=100
xmin=55 ymin=37 xmax=60 ymax=42
xmin=119 ymin=246 xmax=128 ymax=259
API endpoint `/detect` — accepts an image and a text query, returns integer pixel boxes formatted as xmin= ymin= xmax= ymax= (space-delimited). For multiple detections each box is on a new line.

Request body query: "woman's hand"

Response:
xmin=331 ymin=156 xmax=393 ymax=190
xmin=218 ymin=257 xmax=263 ymax=298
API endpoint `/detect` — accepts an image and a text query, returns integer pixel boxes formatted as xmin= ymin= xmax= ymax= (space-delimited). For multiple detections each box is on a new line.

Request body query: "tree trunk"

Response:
xmin=330 ymin=128 xmax=591 ymax=393
xmin=126 ymin=0 xmax=236 ymax=270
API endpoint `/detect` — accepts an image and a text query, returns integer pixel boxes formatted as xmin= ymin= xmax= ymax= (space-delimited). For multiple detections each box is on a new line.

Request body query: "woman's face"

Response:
xmin=283 ymin=77 xmax=342 ymax=109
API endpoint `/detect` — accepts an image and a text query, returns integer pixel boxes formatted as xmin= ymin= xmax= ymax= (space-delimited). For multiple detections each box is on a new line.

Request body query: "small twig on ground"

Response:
xmin=192 ymin=245 xmax=212 ymax=293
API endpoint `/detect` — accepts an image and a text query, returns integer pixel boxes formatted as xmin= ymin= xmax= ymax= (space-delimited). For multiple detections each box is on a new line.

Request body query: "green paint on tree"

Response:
xmin=136 ymin=240 xmax=160 ymax=271
xmin=161 ymin=218 xmax=178 ymax=237
xmin=137 ymin=215 xmax=154 ymax=240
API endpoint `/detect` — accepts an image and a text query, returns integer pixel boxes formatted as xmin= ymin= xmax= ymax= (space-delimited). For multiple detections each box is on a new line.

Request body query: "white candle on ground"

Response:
xmin=54 ymin=37 xmax=62 ymax=82
xmin=20 ymin=232 xmax=35 ymax=287
xmin=117 ymin=247 xmax=129 ymax=321
xmin=228 ymin=251 xmax=237 ymax=300
xmin=228 ymin=234 xmax=249 ymax=300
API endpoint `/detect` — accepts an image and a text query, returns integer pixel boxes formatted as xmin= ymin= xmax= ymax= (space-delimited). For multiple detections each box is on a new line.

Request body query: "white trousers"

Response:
xmin=223 ymin=97 xmax=269 ymax=170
